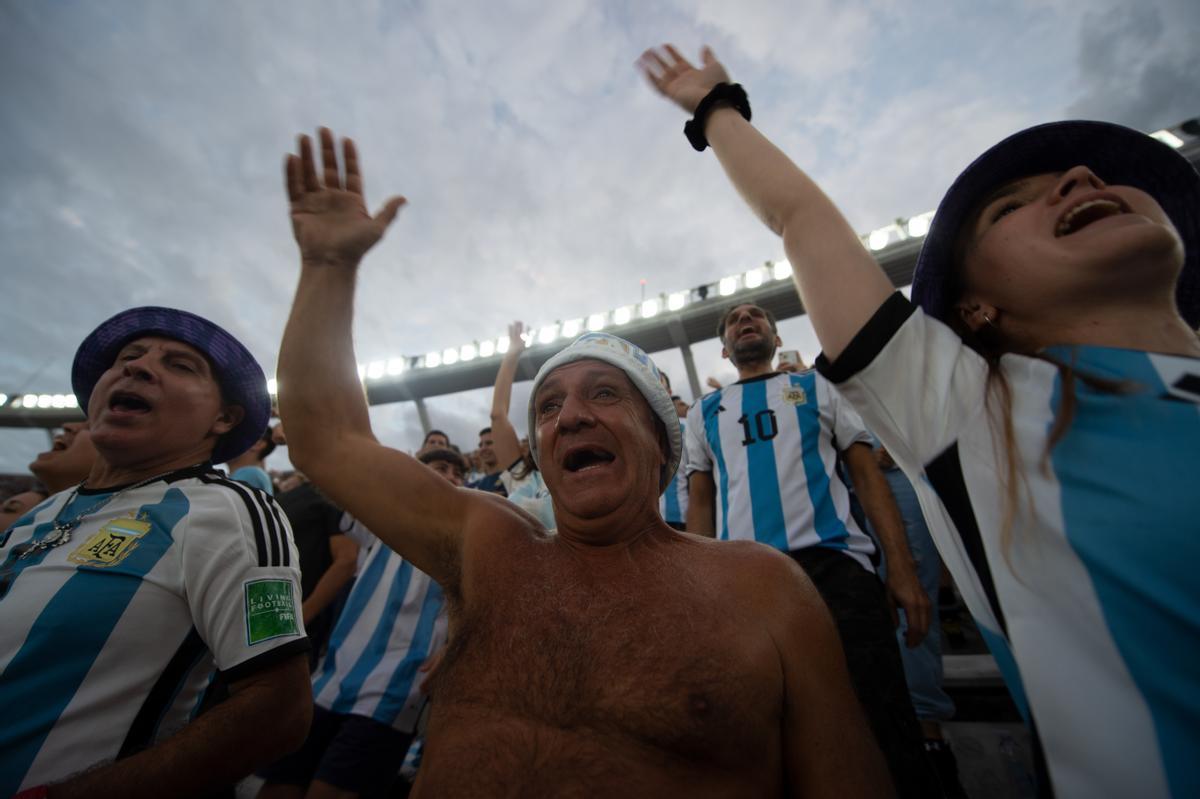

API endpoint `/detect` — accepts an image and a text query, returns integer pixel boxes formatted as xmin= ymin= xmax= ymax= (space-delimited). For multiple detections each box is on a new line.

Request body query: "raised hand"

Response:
xmin=507 ymin=321 xmax=528 ymax=357
xmin=284 ymin=127 xmax=406 ymax=269
xmin=638 ymin=45 xmax=731 ymax=114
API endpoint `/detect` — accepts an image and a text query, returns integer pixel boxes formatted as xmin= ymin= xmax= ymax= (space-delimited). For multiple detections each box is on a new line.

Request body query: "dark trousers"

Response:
xmin=790 ymin=547 xmax=942 ymax=799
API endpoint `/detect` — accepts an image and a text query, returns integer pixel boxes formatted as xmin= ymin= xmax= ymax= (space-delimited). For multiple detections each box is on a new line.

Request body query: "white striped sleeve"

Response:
xmin=180 ymin=480 xmax=308 ymax=680
xmin=816 ymin=293 xmax=987 ymax=470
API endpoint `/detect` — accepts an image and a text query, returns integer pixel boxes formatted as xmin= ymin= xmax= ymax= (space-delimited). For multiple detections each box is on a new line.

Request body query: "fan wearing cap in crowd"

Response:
xmin=277 ymin=127 xmax=892 ymax=797
xmin=685 ymin=300 xmax=939 ymax=797
xmin=0 ymin=310 xmax=311 ymax=798
xmin=29 ymin=421 xmax=99 ymax=495
xmin=642 ymin=43 xmax=1200 ymax=799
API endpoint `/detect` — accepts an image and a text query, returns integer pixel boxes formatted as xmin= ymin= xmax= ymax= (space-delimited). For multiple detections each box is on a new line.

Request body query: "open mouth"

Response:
xmin=108 ymin=391 xmax=153 ymax=414
xmin=1055 ymin=197 xmax=1130 ymax=237
xmin=562 ymin=445 xmax=616 ymax=473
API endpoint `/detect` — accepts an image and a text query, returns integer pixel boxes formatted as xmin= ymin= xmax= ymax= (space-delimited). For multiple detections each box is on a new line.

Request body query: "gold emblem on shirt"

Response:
xmin=68 ymin=513 xmax=152 ymax=568
xmin=783 ymin=387 xmax=807 ymax=405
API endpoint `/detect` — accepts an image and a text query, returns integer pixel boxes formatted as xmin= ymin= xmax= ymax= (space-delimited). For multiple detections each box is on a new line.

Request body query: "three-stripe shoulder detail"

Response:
xmin=197 ymin=474 xmax=287 ymax=568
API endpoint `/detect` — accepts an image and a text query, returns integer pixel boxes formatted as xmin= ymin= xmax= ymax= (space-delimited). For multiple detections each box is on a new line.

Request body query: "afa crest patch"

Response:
xmin=244 ymin=578 xmax=299 ymax=645
xmin=783 ymin=387 xmax=808 ymax=406
xmin=68 ymin=513 xmax=152 ymax=567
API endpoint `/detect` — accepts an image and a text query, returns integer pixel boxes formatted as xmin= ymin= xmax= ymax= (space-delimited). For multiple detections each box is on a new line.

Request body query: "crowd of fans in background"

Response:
xmin=3 ymin=39 xmax=1198 ymax=799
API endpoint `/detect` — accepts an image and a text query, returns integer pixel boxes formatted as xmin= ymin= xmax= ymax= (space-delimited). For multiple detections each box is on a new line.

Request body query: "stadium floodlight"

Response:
xmin=51 ymin=394 xmax=67 ymax=408
xmin=586 ymin=313 xmax=606 ymax=331
xmin=906 ymin=211 xmax=934 ymax=238
xmin=641 ymin=298 xmax=660 ymax=318
xmin=719 ymin=276 xmax=738 ymax=297
xmin=1150 ymin=129 xmax=1184 ymax=149
xmin=267 ymin=379 xmax=278 ymax=396
xmin=613 ymin=306 xmax=633 ymax=325
xmin=745 ymin=268 xmax=764 ymax=289
xmin=868 ymin=227 xmax=892 ymax=251
xmin=460 ymin=344 xmax=477 ymax=362
xmin=667 ymin=291 xmax=687 ymax=311
xmin=772 ymin=260 xmax=792 ymax=280
xmin=496 ymin=336 xmax=510 ymax=354
xmin=386 ymin=358 xmax=406 ymax=376
xmin=367 ymin=360 xmax=386 ymax=380
xmin=12 ymin=397 xmax=22 ymax=408
xmin=0 ymin=393 xmax=6 ymax=406
xmin=539 ymin=324 xmax=559 ymax=344
xmin=356 ymin=363 xmax=367 ymax=380
xmin=37 ymin=394 xmax=52 ymax=408
xmin=23 ymin=394 xmax=37 ymax=408
xmin=561 ymin=318 xmax=582 ymax=338
xmin=442 ymin=348 xmax=459 ymax=365
xmin=66 ymin=394 xmax=78 ymax=408
xmin=425 ymin=351 xmax=442 ymax=368
xmin=479 ymin=339 xmax=496 ymax=358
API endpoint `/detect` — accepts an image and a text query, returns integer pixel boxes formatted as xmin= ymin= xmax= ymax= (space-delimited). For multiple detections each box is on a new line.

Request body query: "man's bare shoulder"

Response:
xmin=453 ymin=489 xmax=553 ymax=589
xmin=675 ymin=534 xmax=826 ymax=611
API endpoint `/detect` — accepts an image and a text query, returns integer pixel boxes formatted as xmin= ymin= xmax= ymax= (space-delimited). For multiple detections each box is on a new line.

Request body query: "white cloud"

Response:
xmin=3 ymin=0 xmax=1198 ymax=472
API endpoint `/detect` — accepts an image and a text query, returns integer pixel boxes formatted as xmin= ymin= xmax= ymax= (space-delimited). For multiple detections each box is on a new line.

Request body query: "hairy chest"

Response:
xmin=428 ymin=552 xmax=781 ymax=765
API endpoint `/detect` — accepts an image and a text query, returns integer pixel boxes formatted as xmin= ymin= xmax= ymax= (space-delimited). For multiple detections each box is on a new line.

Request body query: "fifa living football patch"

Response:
xmin=244 ymin=578 xmax=299 ymax=645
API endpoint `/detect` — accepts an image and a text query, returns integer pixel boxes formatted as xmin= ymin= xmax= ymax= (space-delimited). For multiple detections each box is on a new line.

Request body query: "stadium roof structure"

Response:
xmin=5 ymin=121 xmax=1198 ymax=433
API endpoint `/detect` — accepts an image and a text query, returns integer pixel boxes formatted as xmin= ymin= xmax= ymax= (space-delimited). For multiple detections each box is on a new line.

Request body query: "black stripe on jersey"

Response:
xmin=816 ymin=292 xmax=916 ymax=384
xmin=924 ymin=443 xmax=1009 ymax=635
xmin=250 ymin=488 xmax=285 ymax=568
xmin=198 ymin=474 xmax=270 ymax=567
xmin=118 ymin=627 xmax=208 ymax=759
xmin=267 ymin=500 xmax=290 ymax=568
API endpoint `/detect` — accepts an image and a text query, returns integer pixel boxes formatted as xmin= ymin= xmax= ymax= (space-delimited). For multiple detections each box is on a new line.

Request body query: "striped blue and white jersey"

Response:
xmin=311 ymin=516 xmax=449 ymax=733
xmin=501 ymin=466 xmax=556 ymax=532
xmin=659 ymin=419 xmax=689 ymax=524
xmin=0 ymin=464 xmax=307 ymax=796
xmin=820 ymin=293 xmax=1200 ymax=799
xmin=685 ymin=371 xmax=876 ymax=568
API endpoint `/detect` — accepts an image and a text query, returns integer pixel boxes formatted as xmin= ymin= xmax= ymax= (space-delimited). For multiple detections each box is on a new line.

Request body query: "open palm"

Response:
xmin=638 ymin=45 xmax=731 ymax=114
xmin=284 ymin=127 xmax=406 ymax=268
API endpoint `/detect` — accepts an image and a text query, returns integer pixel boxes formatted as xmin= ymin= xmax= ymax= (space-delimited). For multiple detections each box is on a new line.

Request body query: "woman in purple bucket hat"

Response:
xmin=643 ymin=44 xmax=1199 ymax=799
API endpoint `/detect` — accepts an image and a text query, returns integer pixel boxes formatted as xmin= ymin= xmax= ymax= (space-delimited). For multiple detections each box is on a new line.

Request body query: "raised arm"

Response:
xmin=488 ymin=320 xmax=527 ymax=470
xmin=639 ymin=46 xmax=894 ymax=361
xmin=278 ymin=128 xmax=470 ymax=588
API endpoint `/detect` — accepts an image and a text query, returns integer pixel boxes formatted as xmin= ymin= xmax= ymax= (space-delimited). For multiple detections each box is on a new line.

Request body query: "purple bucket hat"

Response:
xmin=72 ymin=307 xmax=271 ymax=464
xmin=910 ymin=120 xmax=1200 ymax=327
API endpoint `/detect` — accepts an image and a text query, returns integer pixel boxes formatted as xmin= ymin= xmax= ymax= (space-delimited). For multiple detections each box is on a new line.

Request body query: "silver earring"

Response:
xmin=982 ymin=312 xmax=994 ymax=326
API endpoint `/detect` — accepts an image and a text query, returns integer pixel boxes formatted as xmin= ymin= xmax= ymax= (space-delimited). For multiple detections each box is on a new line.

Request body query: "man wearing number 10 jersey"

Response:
xmin=685 ymin=302 xmax=941 ymax=798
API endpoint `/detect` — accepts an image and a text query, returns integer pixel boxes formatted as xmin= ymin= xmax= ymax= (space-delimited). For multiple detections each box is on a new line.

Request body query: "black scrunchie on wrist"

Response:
xmin=684 ymin=83 xmax=752 ymax=152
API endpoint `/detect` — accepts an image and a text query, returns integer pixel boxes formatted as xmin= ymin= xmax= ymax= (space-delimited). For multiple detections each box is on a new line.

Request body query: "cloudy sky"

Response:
xmin=2 ymin=0 xmax=1198 ymax=474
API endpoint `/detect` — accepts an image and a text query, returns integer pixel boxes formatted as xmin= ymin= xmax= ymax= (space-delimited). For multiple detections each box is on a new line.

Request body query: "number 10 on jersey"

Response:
xmin=738 ymin=410 xmax=779 ymax=446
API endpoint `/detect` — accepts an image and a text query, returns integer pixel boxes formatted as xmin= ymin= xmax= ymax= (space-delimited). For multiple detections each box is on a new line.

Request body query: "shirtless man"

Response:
xmin=277 ymin=128 xmax=892 ymax=797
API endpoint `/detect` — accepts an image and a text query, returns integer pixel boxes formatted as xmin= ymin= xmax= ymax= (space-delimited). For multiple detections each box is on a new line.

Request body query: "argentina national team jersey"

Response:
xmin=311 ymin=516 xmax=449 ymax=732
xmin=685 ymin=371 xmax=876 ymax=568
xmin=820 ymin=293 xmax=1200 ymax=799
xmin=659 ymin=419 xmax=689 ymax=524
xmin=0 ymin=464 xmax=307 ymax=796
